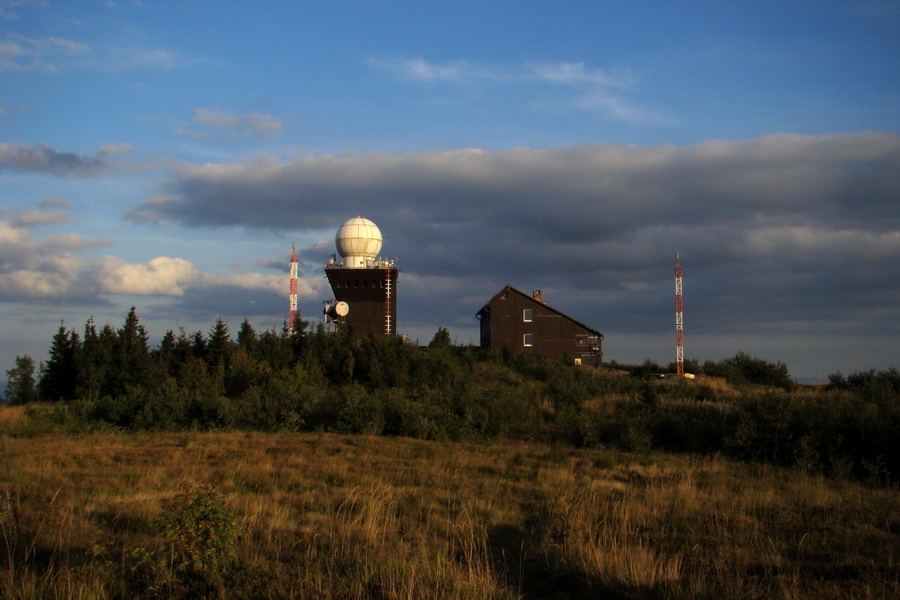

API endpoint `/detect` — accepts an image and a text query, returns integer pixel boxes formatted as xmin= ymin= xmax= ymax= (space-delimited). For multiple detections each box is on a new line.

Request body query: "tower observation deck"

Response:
xmin=324 ymin=216 xmax=398 ymax=336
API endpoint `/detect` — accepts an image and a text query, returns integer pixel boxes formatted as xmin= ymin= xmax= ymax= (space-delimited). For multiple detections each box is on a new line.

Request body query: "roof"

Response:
xmin=477 ymin=284 xmax=603 ymax=337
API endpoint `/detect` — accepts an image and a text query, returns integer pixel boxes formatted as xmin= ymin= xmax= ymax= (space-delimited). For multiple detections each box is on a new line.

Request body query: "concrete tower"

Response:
xmin=324 ymin=216 xmax=398 ymax=336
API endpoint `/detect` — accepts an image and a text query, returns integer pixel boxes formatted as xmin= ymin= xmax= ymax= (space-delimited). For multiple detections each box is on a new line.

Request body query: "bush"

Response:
xmin=333 ymin=384 xmax=385 ymax=435
xmin=725 ymin=390 xmax=900 ymax=482
xmin=829 ymin=368 xmax=900 ymax=399
xmin=703 ymin=352 xmax=793 ymax=390
xmin=158 ymin=484 xmax=239 ymax=594
xmin=382 ymin=389 xmax=443 ymax=440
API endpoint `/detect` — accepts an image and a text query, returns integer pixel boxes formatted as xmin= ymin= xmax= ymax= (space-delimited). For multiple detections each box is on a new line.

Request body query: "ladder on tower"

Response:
xmin=384 ymin=269 xmax=392 ymax=335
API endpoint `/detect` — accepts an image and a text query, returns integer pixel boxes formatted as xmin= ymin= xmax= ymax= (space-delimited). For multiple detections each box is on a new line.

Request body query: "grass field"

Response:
xmin=1 ymin=407 xmax=897 ymax=599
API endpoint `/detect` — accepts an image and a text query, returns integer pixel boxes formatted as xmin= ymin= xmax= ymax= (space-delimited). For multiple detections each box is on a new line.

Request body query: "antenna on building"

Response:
xmin=675 ymin=253 xmax=684 ymax=376
xmin=289 ymin=242 xmax=299 ymax=332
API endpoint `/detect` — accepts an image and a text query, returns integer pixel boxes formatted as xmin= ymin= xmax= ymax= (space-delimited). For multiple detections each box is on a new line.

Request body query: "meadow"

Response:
xmin=1 ymin=408 xmax=897 ymax=599
xmin=3 ymin=314 xmax=899 ymax=597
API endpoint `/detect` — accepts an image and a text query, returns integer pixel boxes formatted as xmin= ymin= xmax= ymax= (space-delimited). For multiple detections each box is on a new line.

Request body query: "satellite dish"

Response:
xmin=323 ymin=300 xmax=350 ymax=321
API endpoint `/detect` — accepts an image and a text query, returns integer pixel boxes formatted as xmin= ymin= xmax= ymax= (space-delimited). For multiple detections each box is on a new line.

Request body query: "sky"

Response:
xmin=1 ymin=0 xmax=898 ymax=382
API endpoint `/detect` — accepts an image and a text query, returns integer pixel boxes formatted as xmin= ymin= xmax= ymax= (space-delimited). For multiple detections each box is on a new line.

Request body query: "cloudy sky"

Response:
xmin=1 ymin=1 xmax=898 ymax=382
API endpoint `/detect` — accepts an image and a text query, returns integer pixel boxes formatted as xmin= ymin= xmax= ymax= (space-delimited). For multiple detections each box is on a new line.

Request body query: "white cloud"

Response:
xmin=96 ymin=255 xmax=199 ymax=296
xmin=12 ymin=209 xmax=71 ymax=226
xmin=529 ymin=61 xmax=632 ymax=87
xmin=0 ymin=34 xmax=89 ymax=71
xmin=0 ymin=265 xmax=82 ymax=298
xmin=0 ymin=208 xmax=301 ymax=315
xmin=191 ymin=108 xmax=285 ymax=140
xmin=92 ymin=256 xmax=319 ymax=315
xmin=371 ymin=56 xmax=659 ymax=124
xmin=0 ymin=217 xmax=98 ymax=301
xmin=369 ymin=57 xmax=505 ymax=83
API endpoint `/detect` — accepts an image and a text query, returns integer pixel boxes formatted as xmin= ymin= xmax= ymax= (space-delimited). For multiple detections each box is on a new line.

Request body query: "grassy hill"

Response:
xmin=0 ymin=420 xmax=896 ymax=599
xmin=3 ymin=313 xmax=898 ymax=597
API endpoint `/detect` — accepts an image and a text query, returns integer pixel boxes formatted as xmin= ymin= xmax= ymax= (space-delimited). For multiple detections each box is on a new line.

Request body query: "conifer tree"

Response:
xmin=237 ymin=318 xmax=258 ymax=356
xmin=40 ymin=324 xmax=80 ymax=401
xmin=257 ymin=328 xmax=293 ymax=371
xmin=106 ymin=307 xmax=154 ymax=396
xmin=190 ymin=330 xmax=207 ymax=360
xmin=207 ymin=317 xmax=232 ymax=369
xmin=5 ymin=355 xmax=37 ymax=404
xmin=78 ymin=317 xmax=109 ymax=401
xmin=154 ymin=329 xmax=178 ymax=377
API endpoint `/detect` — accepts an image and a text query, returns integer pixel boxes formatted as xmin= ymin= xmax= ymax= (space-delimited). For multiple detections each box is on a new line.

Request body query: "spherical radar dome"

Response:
xmin=335 ymin=216 xmax=383 ymax=268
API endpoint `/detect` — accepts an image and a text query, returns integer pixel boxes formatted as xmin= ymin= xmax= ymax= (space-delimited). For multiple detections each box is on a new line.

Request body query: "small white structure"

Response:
xmin=335 ymin=216 xmax=383 ymax=268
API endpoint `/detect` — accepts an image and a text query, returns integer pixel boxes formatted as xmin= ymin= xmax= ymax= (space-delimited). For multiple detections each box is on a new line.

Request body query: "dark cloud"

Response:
xmin=0 ymin=142 xmax=107 ymax=176
xmin=143 ymin=284 xmax=285 ymax=325
xmin=254 ymin=257 xmax=285 ymax=272
xmin=127 ymin=132 xmax=900 ymax=376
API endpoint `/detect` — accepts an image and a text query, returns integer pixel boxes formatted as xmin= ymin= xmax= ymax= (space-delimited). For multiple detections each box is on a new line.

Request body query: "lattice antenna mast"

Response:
xmin=289 ymin=242 xmax=299 ymax=332
xmin=675 ymin=253 xmax=684 ymax=376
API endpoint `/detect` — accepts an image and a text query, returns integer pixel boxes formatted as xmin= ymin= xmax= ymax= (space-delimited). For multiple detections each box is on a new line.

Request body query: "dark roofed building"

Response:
xmin=476 ymin=285 xmax=603 ymax=365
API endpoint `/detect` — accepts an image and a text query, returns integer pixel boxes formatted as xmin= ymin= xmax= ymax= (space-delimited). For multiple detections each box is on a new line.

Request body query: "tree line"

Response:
xmin=4 ymin=308 xmax=899 ymax=483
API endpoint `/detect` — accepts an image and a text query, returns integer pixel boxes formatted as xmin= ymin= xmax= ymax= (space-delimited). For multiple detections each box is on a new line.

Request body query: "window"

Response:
xmin=587 ymin=336 xmax=599 ymax=345
xmin=523 ymin=309 xmax=533 ymax=322
xmin=576 ymin=335 xmax=587 ymax=345
xmin=523 ymin=333 xmax=534 ymax=347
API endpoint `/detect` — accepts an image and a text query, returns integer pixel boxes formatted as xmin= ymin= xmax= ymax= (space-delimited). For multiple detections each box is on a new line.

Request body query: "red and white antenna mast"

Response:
xmin=675 ymin=253 xmax=684 ymax=376
xmin=289 ymin=242 xmax=299 ymax=331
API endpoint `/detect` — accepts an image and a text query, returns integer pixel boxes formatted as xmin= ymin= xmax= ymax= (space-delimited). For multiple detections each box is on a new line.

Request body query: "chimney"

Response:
xmin=532 ymin=289 xmax=545 ymax=303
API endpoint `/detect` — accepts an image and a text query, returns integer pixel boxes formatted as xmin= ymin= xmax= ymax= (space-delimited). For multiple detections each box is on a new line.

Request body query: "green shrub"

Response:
xmin=703 ymin=352 xmax=793 ymax=390
xmin=382 ymin=389 xmax=444 ymax=440
xmin=333 ymin=384 xmax=385 ymax=435
xmin=158 ymin=484 xmax=239 ymax=593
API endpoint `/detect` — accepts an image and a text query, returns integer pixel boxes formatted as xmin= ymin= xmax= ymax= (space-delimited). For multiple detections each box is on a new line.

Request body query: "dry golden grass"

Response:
xmin=0 ymin=405 xmax=27 ymax=428
xmin=1 ymin=428 xmax=897 ymax=599
xmin=695 ymin=374 xmax=742 ymax=397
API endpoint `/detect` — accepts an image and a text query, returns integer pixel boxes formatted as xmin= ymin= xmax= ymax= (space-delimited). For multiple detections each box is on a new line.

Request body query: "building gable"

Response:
xmin=476 ymin=285 xmax=603 ymax=364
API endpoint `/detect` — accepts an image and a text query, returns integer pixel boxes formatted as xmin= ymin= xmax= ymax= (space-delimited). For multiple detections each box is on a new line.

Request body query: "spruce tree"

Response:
xmin=40 ymin=324 xmax=80 ymax=401
xmin=154 ymin=329 xmax=178 ymax=378
xmin=78 ymin=317 xmax=109 ymax=401
xmin=237 ymin=318 xmax=258 ymax=356
xmin=190 ymin=330 xmax=207 ymax=360
xmin=207 ymin=317 xmax=232 ymax=369
xmin=106 ymin=307 xmax=154 ymax=396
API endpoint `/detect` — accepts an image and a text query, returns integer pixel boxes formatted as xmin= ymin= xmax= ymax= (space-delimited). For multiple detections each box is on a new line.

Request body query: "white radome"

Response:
xmin=335 ymin=216 xmax=383 ymax=268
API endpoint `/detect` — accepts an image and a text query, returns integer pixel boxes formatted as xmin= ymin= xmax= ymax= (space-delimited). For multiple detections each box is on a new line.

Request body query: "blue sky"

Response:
xmin=1 ymin=0 xmax=898 ymax=381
